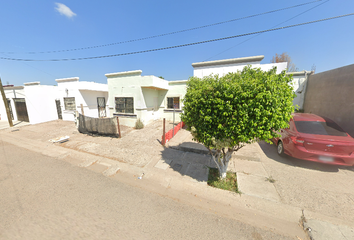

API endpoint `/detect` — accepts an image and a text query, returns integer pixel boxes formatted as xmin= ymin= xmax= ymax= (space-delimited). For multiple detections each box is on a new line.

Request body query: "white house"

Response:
xmin=105 ymin=55 xmax=295 ymax=127
xmin=0 ymin=78 xmax=108 ymax=125
xmin=192 ymin=55 xmax=311 ymax=109
xmin=55 ymin=77 xmax=109 ymax=121
xmin=192 ymin=55 xmax=287 ymax=78
xmin=1 ymin=54 xmax=305 ymax=127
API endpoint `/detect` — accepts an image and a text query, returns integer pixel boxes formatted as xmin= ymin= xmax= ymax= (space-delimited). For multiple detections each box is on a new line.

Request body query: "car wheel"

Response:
xmin=277 ymin=141 xmax=285 ymax=156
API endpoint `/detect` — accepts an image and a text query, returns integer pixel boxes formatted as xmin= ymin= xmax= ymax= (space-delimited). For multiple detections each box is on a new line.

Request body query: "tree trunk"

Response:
xmin=219 ymin=161 xmax=229 ymax=179
xmin=210 ymin=149 xmax=233 ymax=179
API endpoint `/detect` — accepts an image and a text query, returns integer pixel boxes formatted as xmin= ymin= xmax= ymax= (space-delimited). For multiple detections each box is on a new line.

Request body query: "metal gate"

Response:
xmin=7 ymin=99 xmax=14 ymax=120
xmin=55 ymin=100 xmax=62 ymax=119
xmin=97 ymin=97 xmax=106 ymax=118
xmin=13 ymin=98 xmax=29 ymax=122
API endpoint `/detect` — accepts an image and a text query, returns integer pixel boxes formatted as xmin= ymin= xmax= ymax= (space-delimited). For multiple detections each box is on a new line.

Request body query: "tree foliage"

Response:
xmin=271 ymin=52 xmax=298 ymax=72
xmin=181 ymin=66 xmax=295 ymax=178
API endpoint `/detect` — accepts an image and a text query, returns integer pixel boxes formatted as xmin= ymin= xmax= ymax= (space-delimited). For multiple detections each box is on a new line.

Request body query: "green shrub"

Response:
xmin=135 ymin=118 xmax=144 ymax=129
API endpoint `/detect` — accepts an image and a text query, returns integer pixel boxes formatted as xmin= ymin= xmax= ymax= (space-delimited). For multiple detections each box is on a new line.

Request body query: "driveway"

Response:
xmin=1 ymin=119 xmax=176 ymax=168
xmin=257 ymin=141 xmax=354 ymax=224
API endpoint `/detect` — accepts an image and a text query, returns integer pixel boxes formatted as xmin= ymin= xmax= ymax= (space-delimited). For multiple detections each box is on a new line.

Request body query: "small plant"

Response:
xmin=265 ymin=176 xmax=276 ymax=183
xmin=135 ymin=118 xmax=144 ymax=129
xmin=207 ymin=168 xmax=240 ymax=193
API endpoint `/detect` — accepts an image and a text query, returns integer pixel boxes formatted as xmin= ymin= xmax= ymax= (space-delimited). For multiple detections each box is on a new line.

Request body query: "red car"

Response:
xmin=273 ymin=113 xmax=354 ymax=166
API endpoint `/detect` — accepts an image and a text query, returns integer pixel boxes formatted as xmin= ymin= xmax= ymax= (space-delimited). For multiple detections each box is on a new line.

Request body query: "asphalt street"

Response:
xmin=0 ymin=140 xmax=298 ymax=240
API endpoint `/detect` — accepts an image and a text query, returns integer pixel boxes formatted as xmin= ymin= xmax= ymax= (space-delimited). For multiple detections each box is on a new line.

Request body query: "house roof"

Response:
xmin=105 ymin=70 xmax=142 ymax=78
xmin=191 ymin=55 xmax=265 ymax=68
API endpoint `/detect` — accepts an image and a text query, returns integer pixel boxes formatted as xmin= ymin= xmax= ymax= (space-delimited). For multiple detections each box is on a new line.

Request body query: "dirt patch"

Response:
xmin=4 ymin=119 xmax=178 ymax=167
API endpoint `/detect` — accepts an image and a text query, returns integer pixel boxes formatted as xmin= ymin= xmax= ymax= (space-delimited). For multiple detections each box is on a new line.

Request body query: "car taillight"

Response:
xmin=290 ymin=136 xmax=304 ymax=146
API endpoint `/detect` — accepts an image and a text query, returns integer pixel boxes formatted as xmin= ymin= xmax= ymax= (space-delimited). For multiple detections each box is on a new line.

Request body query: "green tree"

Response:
xmin=181 ymin=66 xmax=295 ymax=178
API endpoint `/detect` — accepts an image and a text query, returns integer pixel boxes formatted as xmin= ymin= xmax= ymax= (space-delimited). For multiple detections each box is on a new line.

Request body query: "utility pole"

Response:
xmin=0 ymin=77 xmax=13 ymax=127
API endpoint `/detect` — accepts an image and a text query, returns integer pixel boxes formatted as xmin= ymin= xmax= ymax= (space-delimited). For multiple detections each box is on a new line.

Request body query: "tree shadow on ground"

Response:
xmin=158 ymin=146 xmax=216 ymax=183
xmin=258 ymin=141 xmax=342 ymax=173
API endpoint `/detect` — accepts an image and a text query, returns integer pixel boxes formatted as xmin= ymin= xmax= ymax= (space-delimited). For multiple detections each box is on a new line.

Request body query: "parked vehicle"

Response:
xmin=273 ymin=113 xmax=354 ymax=166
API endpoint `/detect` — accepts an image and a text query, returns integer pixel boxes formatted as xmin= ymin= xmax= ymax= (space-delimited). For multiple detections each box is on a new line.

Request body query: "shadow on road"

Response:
xmin=258 ymin=141 xmax=342 ymax=173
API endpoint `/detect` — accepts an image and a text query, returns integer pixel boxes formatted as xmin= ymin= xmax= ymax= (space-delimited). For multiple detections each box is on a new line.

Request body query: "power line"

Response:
xmin=1 ymin=13 xmax=353 ymax=62
xmin=0 ymin=0 xmax=323 ymax=55
xmin=0 ymin=52 xmax=57 ymax=78
xmin=204 ymin=0 xmax=330 ymax=61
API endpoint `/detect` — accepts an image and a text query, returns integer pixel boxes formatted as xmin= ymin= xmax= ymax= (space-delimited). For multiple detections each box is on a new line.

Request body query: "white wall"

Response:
xmin=193 ymin=61 xmax=287 ymax=78
xmin=288 ymin=71 xmax=312 ymax=110
xmin=24 ymin=85 xmax=60 ymax=124
xmin=107 ymin=70 xmax=169 ymax=127
xmin=162 ymin=80 xmax=187 ymax=122
xmin=56 ymin=79 xmax=108 ymax=121
xmin=79 ymin=90 xmax=108 ymax=118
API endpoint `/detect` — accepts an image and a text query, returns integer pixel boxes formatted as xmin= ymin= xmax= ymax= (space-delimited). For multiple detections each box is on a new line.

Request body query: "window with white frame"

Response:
xmin=167 ymin=97 xmax=180 ymax=109
xmin=64 ymin=97 xmax=76 ymax=110
xmin=115 ymin=97 xmax=134 ymax=113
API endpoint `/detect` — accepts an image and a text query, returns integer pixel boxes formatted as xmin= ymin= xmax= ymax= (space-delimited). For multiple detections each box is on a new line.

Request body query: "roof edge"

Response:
xmin=4 ymin=86 xmax=24 ymax=90
xmin=105 ymin=70 xmax=142 ymax=78
xmin=287 ymin=70 xmax=313 ymax=76
xmin=168 ymin=80 xmax=188 ymax=84
xmin=192 ymin=55 xmax=265 ymax=68
xmin=24 ymin=81 xmax=40 ymax=86
xmin=55 ymin=77 xmax=79 ymax=83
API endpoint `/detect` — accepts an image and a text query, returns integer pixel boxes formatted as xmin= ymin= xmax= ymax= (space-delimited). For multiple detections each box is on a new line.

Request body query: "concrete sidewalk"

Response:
xmin=1 ymin=120 xmax=353 ymax=239
xmin=165 ymin=128 xmax=354 ymax=240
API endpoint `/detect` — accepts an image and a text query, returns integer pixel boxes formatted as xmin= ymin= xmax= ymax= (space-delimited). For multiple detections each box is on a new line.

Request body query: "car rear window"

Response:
xmin=294 ymin=121 xmax=348 ymax=136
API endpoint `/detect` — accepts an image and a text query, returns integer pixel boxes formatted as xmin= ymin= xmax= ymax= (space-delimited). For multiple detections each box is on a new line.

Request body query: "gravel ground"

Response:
xmin=3 ymin=119 xmax=178 ymax=167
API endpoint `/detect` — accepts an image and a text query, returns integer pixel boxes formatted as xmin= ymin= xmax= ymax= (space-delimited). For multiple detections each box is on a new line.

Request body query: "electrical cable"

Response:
xmin=0 ymin=0 xmax=323 ymax=55
xmin=0 ymin=13 xmax=352 ymax=62
xmin=204 ymin=0 xmax=330 ymax=61
xmin=0 ymin=53 xmax=57 ymax=78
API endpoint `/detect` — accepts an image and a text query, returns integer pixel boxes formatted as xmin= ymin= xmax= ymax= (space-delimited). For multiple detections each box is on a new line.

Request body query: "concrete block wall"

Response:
xmin=303 ymin=64 xmax=354 ymax=137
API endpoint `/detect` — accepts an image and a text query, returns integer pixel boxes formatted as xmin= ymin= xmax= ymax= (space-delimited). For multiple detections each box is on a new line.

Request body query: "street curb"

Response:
xmin=4 ymin=128 xmax=353 ymax=239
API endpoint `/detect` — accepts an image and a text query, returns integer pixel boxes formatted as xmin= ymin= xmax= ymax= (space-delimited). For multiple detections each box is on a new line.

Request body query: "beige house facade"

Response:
xmin=106 ymin=70 xmax=187 ymax=127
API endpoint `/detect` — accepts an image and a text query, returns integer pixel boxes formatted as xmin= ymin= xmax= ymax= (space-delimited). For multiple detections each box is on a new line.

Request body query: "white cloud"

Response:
xmin=55 ymin=3 xmax=76 ymax=18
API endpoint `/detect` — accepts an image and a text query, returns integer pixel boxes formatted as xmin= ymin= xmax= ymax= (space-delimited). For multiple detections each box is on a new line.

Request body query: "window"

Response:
xmin=294 ymin=120 xmax=347 ymax=136
xmin=64 ymin=97 xmax=76 ymax=110
xmin=115 ymin=97 xmax=134 ymax=113
xmin=167 ymin=97 xmax=180 ymax=109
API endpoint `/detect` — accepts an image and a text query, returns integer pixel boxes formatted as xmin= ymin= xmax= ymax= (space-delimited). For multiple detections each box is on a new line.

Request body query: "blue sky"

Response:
xmin=0 ymin=0 xmax=353 ymax=86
